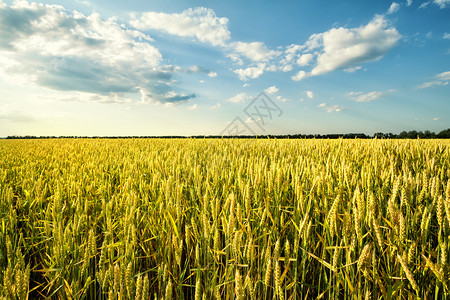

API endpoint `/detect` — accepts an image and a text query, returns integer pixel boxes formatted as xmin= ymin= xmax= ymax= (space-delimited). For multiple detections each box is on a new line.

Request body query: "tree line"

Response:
xmin=4 ymin=128 xmax=450 ymax=139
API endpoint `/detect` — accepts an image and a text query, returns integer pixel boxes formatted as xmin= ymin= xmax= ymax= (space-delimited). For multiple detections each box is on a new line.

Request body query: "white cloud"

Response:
xmin=4 ymin=9 xmax=160 ymax=67
xmin=292 ymin=15 xmax=400 ymax=81
xmin=406 ymin=0 xmax=412 ymax=6
xmin=233 ymin=63 xmax=266 ymax=81
xmin=265 ymin=86 xmax=279 ymax=94
xmin=416 ymin=81 xmax=446 ymax=89
xmin=347 ymin=91 xmax=387 ymax=102
xmin=296 ymin=53 xmax=314 ymax=66
xmin=187 ymin=104 xmax=198 ymax=110
xmin=244 ymin=117 xmax=253 ymax=124
xmin=210 ymin=102 xmax=221 ymax=109
xmin=243 ymin=83 xmax=250 ymax=87
xmin=434 ymin=0 xmax=450 ymax=8
xmin=227 ymin=93 xmax=250 ymax=103
xmin=0 ymin=1 xmax=199 ymax=105
xmin=292 ymin=70 xmax=308 ymax=81
xmin=416 ymin=71 xmax=450 ymax=88
xmin=306 ymin=90 xmax=314 ymax=99
xmin=282 ymin=45 xmax=313 ymax=67
xmin=436 ymin=71 xmax=450 ymax=80
xmin=280 ymin=64 xmax=293 ymax=72
xmin=419 ymin=1 xmax=430 ymax=9
xmin=387 ymin=2 xmax=401 ymax=14
xmin=207 ymin=72 xmax=218 ymax=77
xmin=130 ymin=7 xmax=230 ymax=46
xmin=318 ymin=103 xmax=343 ymax=112
xmin=419 ymin=0 xmax=450 ymax=8
xmin=227 ymin=53 xmax=244 ymax=66
xmin=433 ymin=117 xmax=440 ymax=120
xmin=276 ymin=95 xmax=289 ymax=102
xmin=284 ymin=44 xmax=304 ymax=62
xmin=231 ymin=41 xmax=280 ymax=62
xmin=344 ymin=66 xmax=362 ymax=72
xmin=265 ymin=65 xmax=277 ymax=72
xmin=444 ymin=33 xmax=450 ymax=39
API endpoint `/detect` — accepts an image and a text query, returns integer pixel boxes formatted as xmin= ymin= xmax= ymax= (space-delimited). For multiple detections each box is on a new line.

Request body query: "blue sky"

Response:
xmin=0 ymin=0 xmax=449 ymax=136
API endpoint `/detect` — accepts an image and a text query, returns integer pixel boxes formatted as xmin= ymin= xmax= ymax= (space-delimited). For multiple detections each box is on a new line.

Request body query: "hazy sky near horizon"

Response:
xmin=0 ymin=0 xmax=449 ymax=136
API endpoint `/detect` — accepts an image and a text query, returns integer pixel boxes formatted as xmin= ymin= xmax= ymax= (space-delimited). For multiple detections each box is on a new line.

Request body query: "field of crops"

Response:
xmin=0 ymin=138 xmax=449 ymax=299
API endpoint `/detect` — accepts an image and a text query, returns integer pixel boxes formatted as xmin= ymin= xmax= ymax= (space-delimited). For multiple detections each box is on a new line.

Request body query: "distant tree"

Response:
xmin=386 ymin=133 xmax=395 ymax=138
xmin=438 ymin=128 xmax=450 ymax=138
xmin=374 ymin=132 xmax=384 ymax=138
xmin=407 ymin=130 xmax=418 ymax=139
xmin=423 ymin=130 xmax=435 ymax=138
xmin=398 ymin=131 xmax=408 ymax=138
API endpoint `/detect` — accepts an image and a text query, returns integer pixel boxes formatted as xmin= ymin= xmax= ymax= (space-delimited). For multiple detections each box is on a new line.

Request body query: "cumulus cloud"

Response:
xmin=0 ymin=4 xmax=160 ymax=65
xmin=292 ymin=70 xmax=307 ymax=81
xmin=306 ymin=91 xmax=314 ymax=99
xmin=231 ymin=41 xmax=281 ymax=62
xmin=292 ymin=15 xmax=400 ymax=81
xmin=416 ymin=71 xmax=450 ymax=89
xmin=227 ymin=93 xmax=250 ymax=103
xmin=444 ymin=33 xmax=450 ymax=39
xmin=233 ymin=63 xmax=266 ymax=81
xmin=265 ymin=86 xmax=279 ymax=94
xmin=406 ymin=0 xmax=412 ymax=6
xmin=387 ymin=2 xmax=401 ymax=14
xmin=130 ymin=7 xmax=230 ymax=46
xmin=433 ymin=117 xmax=440 ymax=120
xmin=229 ymin=41 xmax=280 ymax=79
xmin=283 ymin=45 xmax=313 ymax=66
xmin=280 ymin=64 xmax=293 ymax=72
xmin=318 ymin=103 xmax=343 ymax=112
xmin=284 ymin=44 xmax=303 ymax=61
xmin=0 ymin=1 xmax=199 ymax=105
xmin=207 ymin=72 xmax=218 ymax=77
xmin=227 ymin=53 xmax=244 ymax=65
xmin=265 ymin=65 xmax=277 ymax=72
xmin=347 ymin=91 xmax=387 ymax=102
xmin=296 ymin=53 xmax=314 ymax=66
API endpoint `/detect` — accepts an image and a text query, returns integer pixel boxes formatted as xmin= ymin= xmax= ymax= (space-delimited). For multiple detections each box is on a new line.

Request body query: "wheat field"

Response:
xmin=0 ymin=138 xmax=449 ymax=299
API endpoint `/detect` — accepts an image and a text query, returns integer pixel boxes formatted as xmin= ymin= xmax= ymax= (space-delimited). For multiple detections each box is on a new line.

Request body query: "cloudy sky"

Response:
xmin=0 ymin=0 xmax=449 ymax=136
